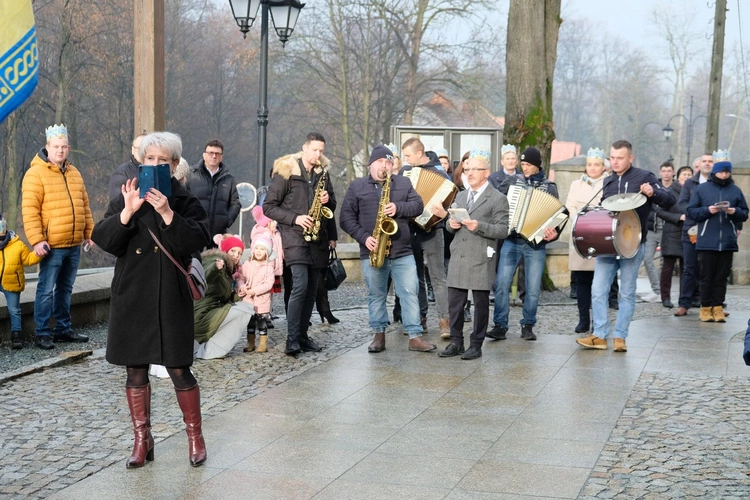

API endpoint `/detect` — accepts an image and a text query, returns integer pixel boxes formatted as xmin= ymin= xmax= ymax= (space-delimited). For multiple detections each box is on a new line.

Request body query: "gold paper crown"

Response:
xmin=712 ymin=149 xmax=730 ymax=162
xmin=469 ymin=149 xmax=491 ymax=162
xmin=587 ymin=147 xmax=606 ymax=161
xmin=384 ymin=143 xmax=399 ymax=157
xmin=45 ymin=124 xmax=68 ymax=141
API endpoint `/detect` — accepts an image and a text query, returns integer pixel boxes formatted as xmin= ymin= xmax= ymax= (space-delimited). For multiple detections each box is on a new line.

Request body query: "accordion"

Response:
xmin=403 ymin=167 xmax=458 ymax=231
xmin=507 ymin=184 xmax=569 ymax=244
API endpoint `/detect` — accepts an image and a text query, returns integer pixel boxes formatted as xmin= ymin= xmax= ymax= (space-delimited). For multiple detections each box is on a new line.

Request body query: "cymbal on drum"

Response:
xmin=600 ymin=192 xmax=647 ymax=211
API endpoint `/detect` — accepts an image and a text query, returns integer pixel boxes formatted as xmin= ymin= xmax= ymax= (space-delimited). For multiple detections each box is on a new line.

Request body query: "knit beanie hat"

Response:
xmin=369 ymin=145 xmax=395 ymax=165
xmin=712 ymin=161 xmax=732 ymax=174
xmin=252 ymin=235 xmax=276 ymax=261
xmin=520 ymin=147 xmax=542 ymax=169
xmin=220 ymin=235 xmax=244 ymax=253
xmin=252 ymin=205 xmax=271 ymax=227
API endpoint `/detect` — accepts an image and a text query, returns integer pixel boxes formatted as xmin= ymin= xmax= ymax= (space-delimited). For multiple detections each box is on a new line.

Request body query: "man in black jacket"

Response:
xmin=577 ymin=140 xmax=675 ymax=353
xmin=185 ymin=139 xmax=241 ymax=240
xmin=108 ymin=133 xmax=145 ymax=202
xmin=340 ymin=145 xmax=436 ymax=354
xmin=264 ymin=133 xmax=335 ymax=355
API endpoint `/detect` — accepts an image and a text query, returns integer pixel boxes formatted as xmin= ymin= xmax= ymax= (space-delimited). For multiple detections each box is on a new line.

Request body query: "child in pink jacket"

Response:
xmin=239 ymin=234 xmax=276 ymax=353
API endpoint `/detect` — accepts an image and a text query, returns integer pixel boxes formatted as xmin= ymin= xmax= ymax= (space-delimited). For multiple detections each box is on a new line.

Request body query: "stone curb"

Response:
xmin=0 ymin=349 xmax=93 ymax=385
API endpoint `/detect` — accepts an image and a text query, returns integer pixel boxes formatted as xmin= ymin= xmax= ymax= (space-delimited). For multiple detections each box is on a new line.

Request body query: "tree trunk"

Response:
xmin=4 ymin=112 xmax=21 ymax=231
xmin=504 ymin=0 xmax=561 ymax=174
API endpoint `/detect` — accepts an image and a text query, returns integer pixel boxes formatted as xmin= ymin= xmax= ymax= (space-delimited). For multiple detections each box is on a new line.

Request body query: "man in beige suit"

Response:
xmin=431 ymin=150 xmax=510 ymax=360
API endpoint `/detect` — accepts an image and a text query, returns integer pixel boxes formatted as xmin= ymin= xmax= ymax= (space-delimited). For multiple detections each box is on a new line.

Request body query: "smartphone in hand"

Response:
xmin=138 ymin=164 xmax=172 ymax=198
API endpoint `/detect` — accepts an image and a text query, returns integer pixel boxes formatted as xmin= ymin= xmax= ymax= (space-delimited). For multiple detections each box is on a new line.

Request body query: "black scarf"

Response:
xmin=0 ymin=231 xmax=12 ymax=250
xmin=711 ymin=175 xmax=732 ymax=187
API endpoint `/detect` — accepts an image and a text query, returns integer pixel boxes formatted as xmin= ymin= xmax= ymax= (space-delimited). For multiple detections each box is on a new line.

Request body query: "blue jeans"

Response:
xmin=493 ymin=238 xmax=546 ymax=327
xmin=361 ymin=256 xmax=422 ymax=338
xmin=591 ymin=243 xmax=645 ymax=340
xmin=0 ymin=285 xmax=22 ymax=331
xmin=34 ymin=246 xmax=80 ymax=337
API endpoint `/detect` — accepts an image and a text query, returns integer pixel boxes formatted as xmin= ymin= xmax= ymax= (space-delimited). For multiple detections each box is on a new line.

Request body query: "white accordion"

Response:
xmin=507 ymin=184 xmax=569 ymax=244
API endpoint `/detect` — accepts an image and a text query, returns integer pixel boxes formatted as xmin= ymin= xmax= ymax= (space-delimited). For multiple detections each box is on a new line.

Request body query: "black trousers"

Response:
xmin=679 ymin=240 xmax=701 ymax=308
xmin=449 ymin=287 xmax=489 ymax=348
xmin=698 ymin=251 xmax=733 ymax=307
xmin=286 ymin=264 xmax=319 ymax=340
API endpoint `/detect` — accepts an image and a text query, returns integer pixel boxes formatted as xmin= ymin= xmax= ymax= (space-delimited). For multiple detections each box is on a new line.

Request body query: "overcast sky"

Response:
xmin=563 ymin=0 xmax=747 ymax=53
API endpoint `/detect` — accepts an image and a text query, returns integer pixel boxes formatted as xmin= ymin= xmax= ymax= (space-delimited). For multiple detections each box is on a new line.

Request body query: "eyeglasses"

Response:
xmin=464 ymin=167 xmax=488 ymax=173
xmin=204 ymin=151 xmax=223 ymax=157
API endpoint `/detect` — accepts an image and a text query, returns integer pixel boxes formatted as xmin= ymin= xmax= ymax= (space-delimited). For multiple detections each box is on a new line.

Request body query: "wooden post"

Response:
xmin=705 ymin=0 xmax=727 ymax=152
xmin=133 ymin=0 xmax=165 ymax=136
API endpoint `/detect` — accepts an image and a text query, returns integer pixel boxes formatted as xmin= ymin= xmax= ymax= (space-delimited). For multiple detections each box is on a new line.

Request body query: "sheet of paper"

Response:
xmin=448 ymin=208 xmax=470 ymax=222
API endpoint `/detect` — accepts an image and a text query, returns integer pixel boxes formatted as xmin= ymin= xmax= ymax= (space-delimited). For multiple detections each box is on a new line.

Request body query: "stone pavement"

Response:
xmin=1 ymin=278 xmax=749 ymax=499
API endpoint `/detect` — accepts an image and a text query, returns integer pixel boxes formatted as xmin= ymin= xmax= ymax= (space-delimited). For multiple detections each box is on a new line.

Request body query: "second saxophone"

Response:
xmin=303 ymin=163 xmax=333 ymax=242
xmin=369 ymin=168 xmax=398 ymax=268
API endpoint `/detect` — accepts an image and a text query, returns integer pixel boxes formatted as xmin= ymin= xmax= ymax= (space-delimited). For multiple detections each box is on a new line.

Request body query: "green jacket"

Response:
xmin=193 ymin=250 xmax=240 ymax=343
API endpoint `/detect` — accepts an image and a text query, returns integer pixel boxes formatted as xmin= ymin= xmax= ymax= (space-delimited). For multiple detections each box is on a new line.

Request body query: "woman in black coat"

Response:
xmin=92 ymin=132 xmax=210 ymax=469
xmin=655 ymin=166 xmax=692 ymax=308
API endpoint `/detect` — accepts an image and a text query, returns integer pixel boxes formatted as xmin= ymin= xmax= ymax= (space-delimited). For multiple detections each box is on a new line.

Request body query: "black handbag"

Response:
xmin=324 ymin=248 xmax=347 ymax=291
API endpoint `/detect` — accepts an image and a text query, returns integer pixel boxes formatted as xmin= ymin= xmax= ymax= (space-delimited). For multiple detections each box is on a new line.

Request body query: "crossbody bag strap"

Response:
xmin=148 ymin=228 xmax=189 ymax=278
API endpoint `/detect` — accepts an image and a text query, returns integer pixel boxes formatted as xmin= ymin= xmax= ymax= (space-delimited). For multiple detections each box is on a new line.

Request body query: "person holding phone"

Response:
xmin=92 ymin=131 xmax=210 ymax=469
xmin=686 ymin=152 xmax=748 ymax=322
xmin=21 ymin=124 xmax=95 ymax=350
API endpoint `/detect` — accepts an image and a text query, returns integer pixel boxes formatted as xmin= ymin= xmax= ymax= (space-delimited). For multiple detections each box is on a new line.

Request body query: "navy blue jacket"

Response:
xmin=686 ymin=176 xmax=748 ymax=252
xmin=498 ymin=171 xmax=562 ymax=249
xmin=602 ymin=165 xmax=675 ymax=243
xmin=488 ymin=169 xmax=520 ymax=191
xmin=340 ymin=174 xmax=424 ymax=260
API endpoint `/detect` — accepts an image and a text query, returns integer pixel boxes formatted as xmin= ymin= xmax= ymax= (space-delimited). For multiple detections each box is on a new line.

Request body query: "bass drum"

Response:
xmin=572 ymin=207 xmax=642 ymax=259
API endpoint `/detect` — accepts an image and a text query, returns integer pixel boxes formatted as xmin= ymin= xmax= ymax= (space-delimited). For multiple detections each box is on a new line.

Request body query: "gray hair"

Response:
xmin=139 ymin=131 xmax=182 ymax=163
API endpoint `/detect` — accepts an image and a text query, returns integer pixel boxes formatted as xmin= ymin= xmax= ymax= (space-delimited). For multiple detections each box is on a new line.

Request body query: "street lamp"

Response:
xmin=229 ymin=0 xmax=305 ymax=188
xmin=663 ymin=95 xmax=706 ymax=166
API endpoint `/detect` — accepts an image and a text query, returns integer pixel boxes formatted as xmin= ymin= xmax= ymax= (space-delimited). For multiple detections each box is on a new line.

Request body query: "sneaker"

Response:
xmin=640 ymin=292 xmax=660 ymax=303
xmin=576 ymin=334 xmax=607 ymax=350
xmin=613 ymin=338 xmax=627 ymax=352
xmin=53 ymin=331 xmax=89 ymax=343
xmin=485 ymin=324 xmax=507 ymax=341
xmin=35 ymin=336 xmax=54 ymax=350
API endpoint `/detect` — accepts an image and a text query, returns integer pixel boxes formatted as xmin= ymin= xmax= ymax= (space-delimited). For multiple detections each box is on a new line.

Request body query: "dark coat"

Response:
xmin=263 ymin=152 xmax=336 ymax=268
xmin=488 ymin=169 xmax=520 ymax=191
xmin=108 ymin=155 xmax=139 ymax=202
xmin=91 ymin=179 xmax=210 ymax=367
xmin=498 ymin=171 xmax=562 ymax=249
xmin=655 ymin=182 xmax=684 ymax=257
xmin=602 ymin=165 xmax=675 ymax=243
xmin=185 ymin=160 xmax=241 ymax=238
xmin=340 ymin=174 xmax=424 ymax=260
xmin=686 ymin=175 xmax=748 ymax=252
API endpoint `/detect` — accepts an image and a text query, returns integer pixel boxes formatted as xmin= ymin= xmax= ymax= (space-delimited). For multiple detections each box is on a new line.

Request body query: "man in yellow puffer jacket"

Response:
xmin=21 ymin=124 xmax=94 ymax=350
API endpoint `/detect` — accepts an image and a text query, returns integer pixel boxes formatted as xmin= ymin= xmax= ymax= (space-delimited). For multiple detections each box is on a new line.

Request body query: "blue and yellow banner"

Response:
xmin=0 ymin=0 xmax=39 ymax=124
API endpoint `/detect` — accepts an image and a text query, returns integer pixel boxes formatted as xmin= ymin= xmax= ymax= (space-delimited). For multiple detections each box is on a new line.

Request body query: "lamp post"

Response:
xmin=663 ymin=95 xmax=707 ymax=166
xmin=229 ymin=0 xmax=305 ymax=188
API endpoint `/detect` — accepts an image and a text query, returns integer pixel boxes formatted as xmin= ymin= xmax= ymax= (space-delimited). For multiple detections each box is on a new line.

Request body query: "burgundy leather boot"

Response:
xmin=175 ymin=384 xmax=207 ymax=467
xmin=125 ymin=384 xmax=154 ymax=468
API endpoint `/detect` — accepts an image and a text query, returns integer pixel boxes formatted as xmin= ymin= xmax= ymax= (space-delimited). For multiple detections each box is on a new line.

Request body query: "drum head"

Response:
xmin=613 ymin=210 xmax=642 ymax=258
xmin=601 ymin=193 xmax=647 ymax=211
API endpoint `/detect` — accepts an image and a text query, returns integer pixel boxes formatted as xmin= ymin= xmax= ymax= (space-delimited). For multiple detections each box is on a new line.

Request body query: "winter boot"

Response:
xmin=699 ymin=306 xmax=714 ymax=322
xmin=175 ymin=384 xmax=207 ymax=467
xmin=712 ymin=305 xmax=726 ymax=323
xmin=125 ymin=384 xmax=154 ymax=468
xmin=256 ymin=316 xmax=268 ymax=353
xmin=243 ymin=333 xmax=256 ymax=352
xmin=11 ymin=331 xmax=23 ymax=350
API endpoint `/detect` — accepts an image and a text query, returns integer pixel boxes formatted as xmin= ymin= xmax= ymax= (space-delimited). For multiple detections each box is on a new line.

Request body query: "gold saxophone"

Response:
xmin=303 ymin=164 xmax=333 ymax=242
xmin=369 ymin=169 xmax=398 ymax=268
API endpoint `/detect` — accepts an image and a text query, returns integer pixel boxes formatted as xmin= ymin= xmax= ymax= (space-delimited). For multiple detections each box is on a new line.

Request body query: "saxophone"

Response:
xmin=303 ymin=163 xmax=334 ymax=242
xmin=369 ymin=169 xmax=398 ymax=268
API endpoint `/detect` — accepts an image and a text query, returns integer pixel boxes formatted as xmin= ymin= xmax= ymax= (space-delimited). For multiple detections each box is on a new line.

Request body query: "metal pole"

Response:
xmin=685 ymin=96 xmax=693 ymax=165
xmin=257 ymin=1 xmax=269 ymax=188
